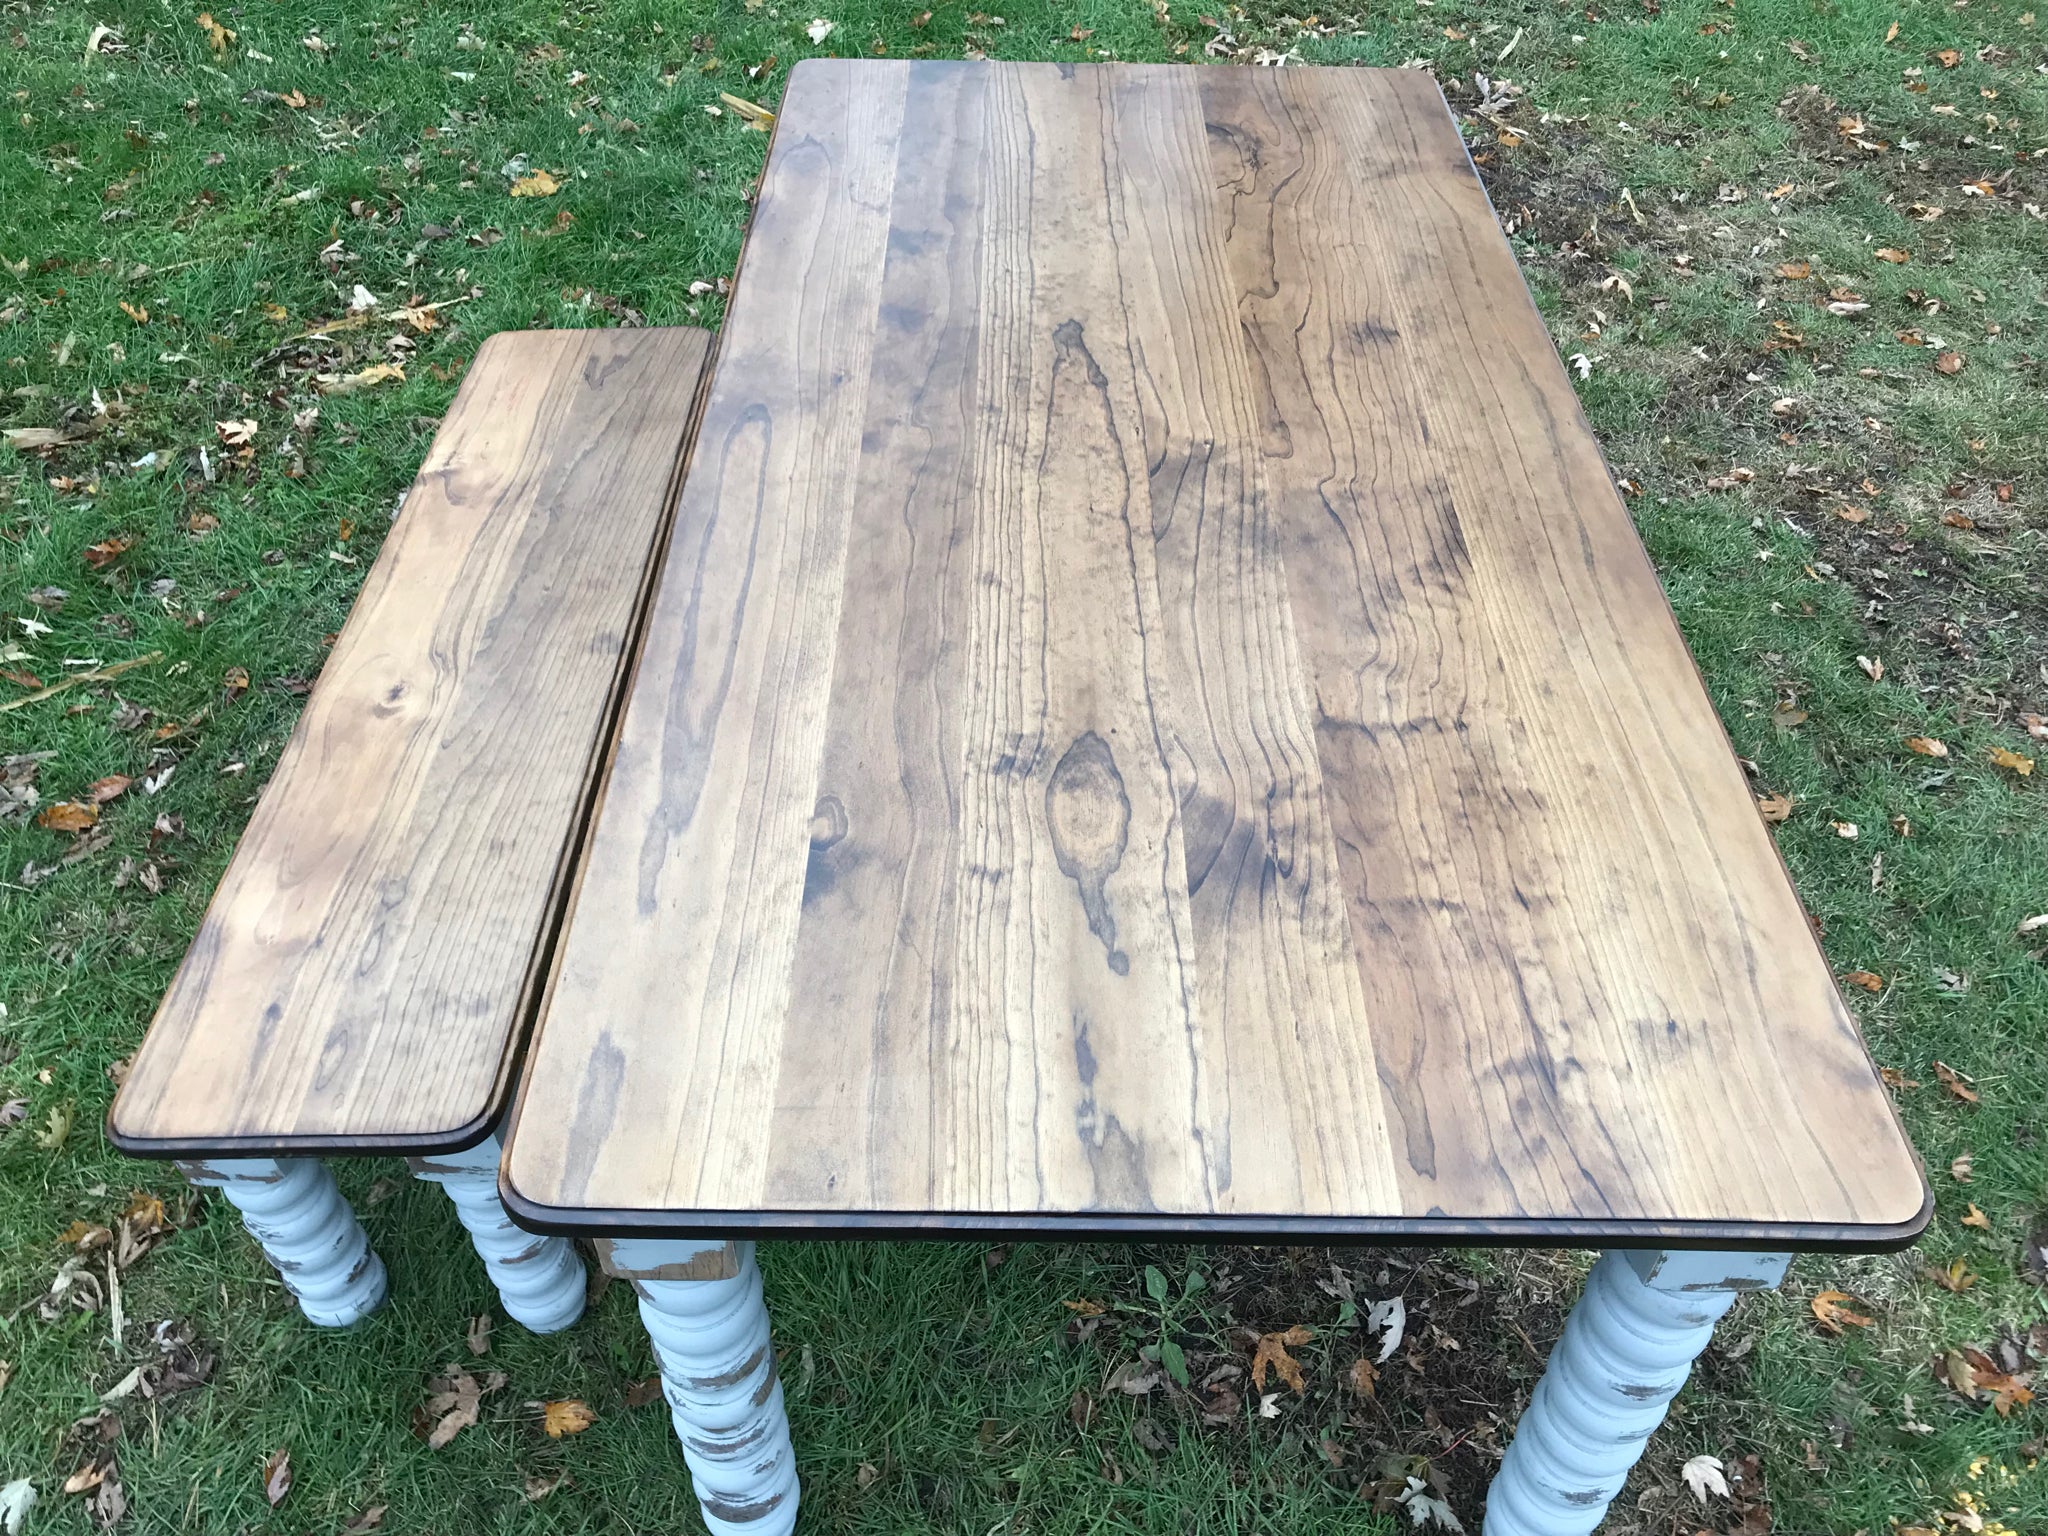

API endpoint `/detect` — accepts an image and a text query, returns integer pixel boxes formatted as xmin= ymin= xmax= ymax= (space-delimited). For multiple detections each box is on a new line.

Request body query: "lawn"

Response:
xmin=2 ymin=0 xmax=2046 ymax=1531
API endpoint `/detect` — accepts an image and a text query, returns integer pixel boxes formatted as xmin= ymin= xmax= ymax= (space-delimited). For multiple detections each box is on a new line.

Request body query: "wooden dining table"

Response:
xmin=497 ymin=58 xmax=1928 ymax=1536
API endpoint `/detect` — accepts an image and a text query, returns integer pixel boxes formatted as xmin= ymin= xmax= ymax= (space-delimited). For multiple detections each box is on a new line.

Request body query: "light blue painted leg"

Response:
xmin=178 ymin=1157 xmax=388 ymax=1327
xmin=409 ymin=1133 xmax=585 ymax=1334
xmin=604 ymin=1239 xmax=799 ymax=1536
xmin=1483 ymin=1249 xmax=1791 ymax=1536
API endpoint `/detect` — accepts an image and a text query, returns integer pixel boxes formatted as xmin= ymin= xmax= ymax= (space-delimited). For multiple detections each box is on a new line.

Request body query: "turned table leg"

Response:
xmin=177 ymin=1157 xmax=388 ymax=1327
xmin=408 ymin=1133 xmax=585 ymax=1334
xmin=1483 ymin=1249 xmax=1791 ymax=1536
xmin=601 ymin=1239 xmax=799 ymax=1536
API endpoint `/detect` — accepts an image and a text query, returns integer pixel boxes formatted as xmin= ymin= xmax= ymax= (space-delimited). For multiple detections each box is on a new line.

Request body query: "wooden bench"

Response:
xmin=109 ymin=325 xmax=714 ymax=1328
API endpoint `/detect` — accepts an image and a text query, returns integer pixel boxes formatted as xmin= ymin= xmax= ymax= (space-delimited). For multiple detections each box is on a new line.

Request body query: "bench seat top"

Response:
xmin=501 ymin=63 xmax=1928 ymax=1250
xmin=111 ymin=326 xmax=713 ymax=1158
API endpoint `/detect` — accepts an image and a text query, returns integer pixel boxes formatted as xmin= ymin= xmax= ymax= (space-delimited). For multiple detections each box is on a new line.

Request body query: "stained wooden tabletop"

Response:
xmin=503 ymin=60 xmax=1928 ymax=1249
xmin=112 ymin=327 xmax=712 ymax=1156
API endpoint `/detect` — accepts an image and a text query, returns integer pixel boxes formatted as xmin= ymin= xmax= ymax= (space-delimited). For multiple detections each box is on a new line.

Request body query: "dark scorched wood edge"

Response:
xmin=493 ymin=1184 xmax=1934 ymax=1254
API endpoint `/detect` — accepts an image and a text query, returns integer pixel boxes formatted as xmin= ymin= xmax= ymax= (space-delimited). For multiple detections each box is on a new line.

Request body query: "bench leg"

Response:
xmin=1483 ymin=1249 xmax=1791 ymax=1536
xmin=177 ymin=1157 xmax=388 ymax=1327
xmin=408 ymin=1133 xmax=585 ymax=1334
xmin=602 ymin=1239 xmax=799 ymax=1536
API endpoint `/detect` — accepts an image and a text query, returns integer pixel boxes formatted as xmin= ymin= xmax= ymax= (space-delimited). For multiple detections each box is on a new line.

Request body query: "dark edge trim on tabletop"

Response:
xmin=496 ymin=1179 xmax=1935 ymax=1256
xmin=105 ymin=1102 xmax=505 ymax=1162
xmin=104 ymin=326 xmax=724 ymax=1169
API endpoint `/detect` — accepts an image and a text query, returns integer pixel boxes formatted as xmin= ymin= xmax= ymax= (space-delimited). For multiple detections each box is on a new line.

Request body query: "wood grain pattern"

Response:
xmin=503 ymin=62 xmax=1928 ymax=1247
xmin=111 ymin=327 xmax=714 ymax=1155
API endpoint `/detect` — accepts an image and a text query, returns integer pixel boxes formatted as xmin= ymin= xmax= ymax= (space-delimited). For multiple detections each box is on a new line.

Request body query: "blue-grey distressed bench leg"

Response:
xmin=1483 ymin=1249 xmax=1791 ymax=1536
xmin=408 ymin=1132 xmax=585 ymax=1334
xmin=600 ymin=1238 xmax=799 ymax=1536
xmin=177 ymin=1157 xmax=388 ymax=1327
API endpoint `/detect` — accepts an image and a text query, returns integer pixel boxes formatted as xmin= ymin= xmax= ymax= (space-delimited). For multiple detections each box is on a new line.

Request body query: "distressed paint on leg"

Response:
xmin=1482 ymin=1249 xmax=1791 ymax=1536
xmin=178 ymin=1157 xmax=388 ymax=1328
xmin=629 ymin=1240 xmax=799 ymax=1536
xmin=409 ymin=1133 xmax=585 ymax=1334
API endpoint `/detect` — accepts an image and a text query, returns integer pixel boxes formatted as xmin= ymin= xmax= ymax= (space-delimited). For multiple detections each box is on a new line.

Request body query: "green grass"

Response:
xmin=3 ymin=0 xmax=2046 ymax=1530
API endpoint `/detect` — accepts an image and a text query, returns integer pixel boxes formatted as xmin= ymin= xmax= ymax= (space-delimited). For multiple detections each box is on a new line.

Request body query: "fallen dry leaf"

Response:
xmin=89 ymin=1472 xmax=124 ymax=1528
xmin=1939 ymin=1346 xmax=2034 ymax=1416
xmin=466 ymin=1314 xmax=492 ymax=1356
xmin=1776 ymin=259 xmax=1812 ymax=279
xmin=35 ymin=1101 xmax=73 ymax=1150
xmin=1250 ymin=1325 xmax=1313 ymax=1395
xmin=1962 ymin=1202 xmax=1992 ymax=1230
xmin=1933 ymin=1060 xmax=1979 ymax=1104
xmin=1988 ymin=746 xmax=2034 ymax=776
xmin=417 ymin=1367 xmax=503 ymax=1449
xmin=62 ymin=1463 xmax=104 ymax=1496
xmin=262 ymin=1448 xmax=291 ymax=1508
xmin=625 ymin=1375 xmax=664 ymax=1409
xmin=1682 ymin=1452 xmax=1730 ymax=1503
xmin=315 ymin=362 xmax=405 ymax=396
xmin=1935 ymin=350 xmax=1965 ymax=374
xmin=1942 ymin=509 xmax=1977 ymax=530
xmin=541 ymin=1399 xmax=596 ymax=1438
xmin=1950 ymin=1152 xmax=1973 ymax=1182
xmin=1926 ymin=1257 xmax=1976 ymax=1292
xmin=1346 ymin=1357 xmax=1377 ymax=1397
xmin=1811 ymin=1289 xmax=1874 ymax=1334
xmin=1875 ymin=246 xmax=1911 ymax=263
xmin=82 ymin=535 xmax=134 ymax=569
xmin=86 ymin=775 xmax=131 ymax=804
xmin=340 ymin=1506 xmax=387 ymax=1533
xmin=194 ymin=11 xmax=235 ymax=57
xmin=1905 ymin=736 xmax=1949 ymax=758
xmin=509 ymin=169 xmax=560 ymax=197
xmin=36 ymin=801 xmax=98 ymax=833
xmin=718 ymin=91 xmax=776 ymax=130
xmin=1841 ymin=970 xmax=1883 ymax=993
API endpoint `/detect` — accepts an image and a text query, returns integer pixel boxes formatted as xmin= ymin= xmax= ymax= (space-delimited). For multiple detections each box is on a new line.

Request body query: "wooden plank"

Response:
xmin=503 ymin=62 xmax=1927 ymax=1247
xmin=110 ymin=327 xmax=713 ymax=1154
xmin=504 ymin=63 xmax=912 ymax=1211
